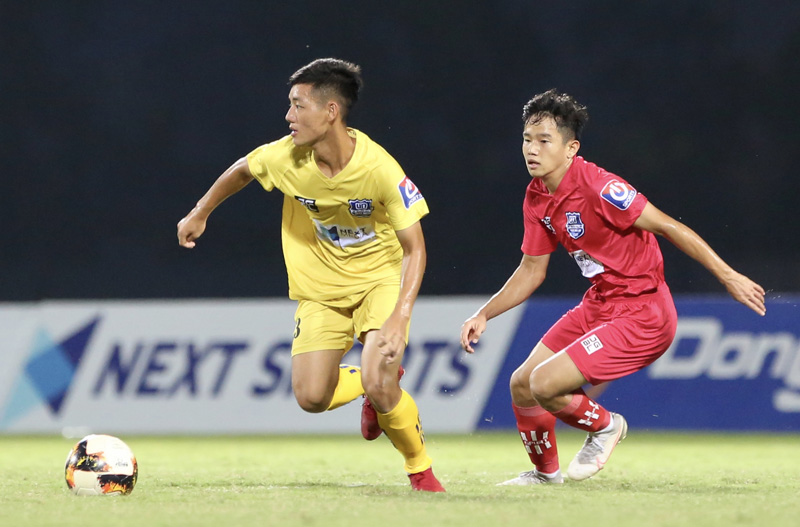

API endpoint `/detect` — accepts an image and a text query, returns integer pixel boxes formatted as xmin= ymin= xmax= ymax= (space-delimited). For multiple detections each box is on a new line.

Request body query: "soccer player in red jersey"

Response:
xmin=460 ymin=89 xmax=766 ymax=485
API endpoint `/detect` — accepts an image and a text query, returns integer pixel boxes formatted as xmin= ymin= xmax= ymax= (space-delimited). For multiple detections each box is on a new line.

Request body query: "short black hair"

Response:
xmin=522 ymin=89 xmax=589 ymax=142
xmin=289 ymin=58 xmax=363 ymax=120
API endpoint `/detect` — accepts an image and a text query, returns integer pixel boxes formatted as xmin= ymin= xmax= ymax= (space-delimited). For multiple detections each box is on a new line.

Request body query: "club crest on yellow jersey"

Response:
xmin=348 ymin=199 xmax=373 ymax=217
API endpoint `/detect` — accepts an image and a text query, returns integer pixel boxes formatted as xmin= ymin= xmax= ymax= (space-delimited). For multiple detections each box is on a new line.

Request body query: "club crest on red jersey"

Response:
xmin=601 ymin=180 xmax=637 ymax=210
xmin=565 ymin=212 xmax=585 ymax=239
xmin=398 ymin=176 xmax=424 ymax=209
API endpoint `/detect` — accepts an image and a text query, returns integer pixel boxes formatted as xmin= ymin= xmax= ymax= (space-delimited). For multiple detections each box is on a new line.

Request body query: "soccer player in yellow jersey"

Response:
xmin=176 ymin=58 xmax=444 ymax=492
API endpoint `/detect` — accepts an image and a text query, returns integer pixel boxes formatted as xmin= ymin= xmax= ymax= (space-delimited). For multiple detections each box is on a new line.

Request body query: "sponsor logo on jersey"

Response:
xmin=313 ymin=220 xmax=376 ymax=248
xmin=570 ymin=249 xmax=605 ymax=278
xmin=600 ymin=180 xmax=637 ymax=210
xmin=541 ymin=216 xmax=556 ymax=235
xmin=348 ymin=199 xmax=373 ymax=217
xmin=398 ymin=176 xmax=424 ymax=209
xmin=294 ymin=195 xmax=319 ymax=212
xmin=565 ymin=212 xmax=585 ymax=239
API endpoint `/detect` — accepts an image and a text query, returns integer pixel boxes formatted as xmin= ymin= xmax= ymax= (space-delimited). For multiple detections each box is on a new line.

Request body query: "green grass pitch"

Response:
xmin=1 ymin=431 xmax=798 ymax=527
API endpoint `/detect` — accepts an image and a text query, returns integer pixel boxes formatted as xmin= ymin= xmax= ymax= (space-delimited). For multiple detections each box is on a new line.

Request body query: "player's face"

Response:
xmin=285 ymin=84 xmax=331 ymax=147
xmin=522 ymin=116 xmax=579 ymax=182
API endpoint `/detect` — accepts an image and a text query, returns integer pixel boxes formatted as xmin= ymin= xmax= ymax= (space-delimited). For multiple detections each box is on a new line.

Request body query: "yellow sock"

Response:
xmin=326 ymin=364 xmax=365 ymax=410
xmin=377 ymin=390 xmax=432 ymax=474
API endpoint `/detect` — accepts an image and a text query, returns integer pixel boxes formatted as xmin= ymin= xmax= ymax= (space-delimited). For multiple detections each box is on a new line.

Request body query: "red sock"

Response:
xmin=512 ymin=404 xmax=559 ymax=474
xmin=551 ymin=389 xmax=611 ymax=432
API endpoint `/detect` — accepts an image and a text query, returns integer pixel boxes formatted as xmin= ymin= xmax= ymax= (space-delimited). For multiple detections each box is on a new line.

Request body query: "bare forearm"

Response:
xmin=635 ymin=202 xmax=737 ymax=284
xmin=460 ymin=255 xmax=548 ymax=353
xmin=634 ymin=201 xmax=765 ymax=315
xmin=395 ymin=246 xmax=426 ymax=320
xmin=475 ymin=255 xmax=548 ymax=321
xmin=659 ymin=222 xmax=735 ymax=284
xmin=191 ymin=157 xmax=253 ymax=218
xmin=477 ymin=269 xmax=543 ymax=321
xmin=670 ymin=222 xmax=767 ymax=315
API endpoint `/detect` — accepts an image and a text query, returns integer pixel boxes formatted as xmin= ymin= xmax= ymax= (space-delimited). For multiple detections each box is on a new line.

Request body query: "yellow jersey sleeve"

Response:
xmin=367 ymin=142 xmax=429 ymax=232
xmin=246 ymin=136 xmax=302 ymax=192
xmin=383 ymin=172 xmax=430 ymax=231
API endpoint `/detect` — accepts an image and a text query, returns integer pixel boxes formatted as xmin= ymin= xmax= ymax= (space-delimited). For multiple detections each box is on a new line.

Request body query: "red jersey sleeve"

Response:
xmin=594 ymin=174 xmax=648 ymax=230
xmin=521 ymin=189 xmax=558 ymax=256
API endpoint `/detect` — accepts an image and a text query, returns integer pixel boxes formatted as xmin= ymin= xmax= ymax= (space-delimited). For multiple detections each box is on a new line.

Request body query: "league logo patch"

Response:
xmin=565 ymin=212 xmax=585 ymax=239
xmin=581 ymin=335 xmax=603 ymax=355
xmin=398 ymin=176 xmax=424 ymax=209
xmin=348 ymin=199 xmax=373 ymax=217
xmin=601 ymin=180 xmax=637 ymax=210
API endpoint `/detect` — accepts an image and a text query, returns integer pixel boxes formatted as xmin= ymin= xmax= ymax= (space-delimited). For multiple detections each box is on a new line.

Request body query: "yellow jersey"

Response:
xmin=246 ymin=128 xmax=429 ymax=302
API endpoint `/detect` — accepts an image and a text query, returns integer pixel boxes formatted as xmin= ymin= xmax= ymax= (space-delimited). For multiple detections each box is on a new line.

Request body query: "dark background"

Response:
xmin=2 ymin=1 xmax=798 ymax=301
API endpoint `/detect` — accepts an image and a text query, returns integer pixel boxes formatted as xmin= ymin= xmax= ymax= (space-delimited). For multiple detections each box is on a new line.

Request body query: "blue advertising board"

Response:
xmin=477 ymin=296 xmax=800 ymax=432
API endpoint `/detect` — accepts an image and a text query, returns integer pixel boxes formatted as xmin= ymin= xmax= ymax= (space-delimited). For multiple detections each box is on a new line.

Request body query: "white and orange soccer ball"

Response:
xmin=64 ymin=434 xmax=138 ymax=496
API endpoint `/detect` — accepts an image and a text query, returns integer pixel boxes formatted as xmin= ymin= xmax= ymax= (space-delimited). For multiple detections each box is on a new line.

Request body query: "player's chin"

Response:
xmin=290 ymin=134 xmax=310 ymax=147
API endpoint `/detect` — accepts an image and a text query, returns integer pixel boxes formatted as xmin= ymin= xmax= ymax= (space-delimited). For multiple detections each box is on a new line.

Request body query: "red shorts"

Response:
xmin=541 ymin=284 xmax=678 ymax=385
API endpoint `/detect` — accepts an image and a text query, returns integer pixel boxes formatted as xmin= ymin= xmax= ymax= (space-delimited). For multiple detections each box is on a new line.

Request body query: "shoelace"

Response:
xmin=575 ymin=434 xmax=604 ymax=463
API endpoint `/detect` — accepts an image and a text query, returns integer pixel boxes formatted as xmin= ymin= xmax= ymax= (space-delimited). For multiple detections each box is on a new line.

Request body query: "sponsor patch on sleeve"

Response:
xmin=600 ymin=179 xmax=637 ymax=210
xmin=398 ymin=176 xmax=424 ymax=209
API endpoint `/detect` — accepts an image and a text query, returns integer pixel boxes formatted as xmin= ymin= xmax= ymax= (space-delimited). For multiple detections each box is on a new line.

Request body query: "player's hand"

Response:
xmin=378 ymin=313 xmax=407 ymax=364
xmin=460 ymin=314 xmax=487 ymax=354
xmin=723 ymin=271 xmax=766 ymax=316
xmin=177 ymin=212 xmax=207 ymax=249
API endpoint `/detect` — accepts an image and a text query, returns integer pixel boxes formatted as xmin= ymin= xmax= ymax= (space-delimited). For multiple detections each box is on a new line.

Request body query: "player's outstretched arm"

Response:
xmin=633 ymin=202 xmax=766 ymax=316
xmin=177 ymin=157 xmax=254 ymax=248
xmin=460 ymin=253 xmax=550 ymax=353
xmin=378 ymin=221 xmax=426 ymax=363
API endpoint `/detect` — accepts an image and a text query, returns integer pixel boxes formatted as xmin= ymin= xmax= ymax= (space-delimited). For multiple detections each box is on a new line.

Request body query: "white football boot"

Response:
xmin=567 ymin=412 xmax=628 ymax=481
xmin=497 ymin=469 xmax=563 ymax=486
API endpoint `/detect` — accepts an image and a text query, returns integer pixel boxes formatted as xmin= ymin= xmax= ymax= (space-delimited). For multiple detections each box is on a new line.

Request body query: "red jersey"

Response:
xmin=522 ymin=156 xmax=665 ymax=299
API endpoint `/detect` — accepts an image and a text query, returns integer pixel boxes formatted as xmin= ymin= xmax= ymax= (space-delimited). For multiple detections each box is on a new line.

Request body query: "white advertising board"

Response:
xmin=0 ymin=298 xmax=521 ymax=435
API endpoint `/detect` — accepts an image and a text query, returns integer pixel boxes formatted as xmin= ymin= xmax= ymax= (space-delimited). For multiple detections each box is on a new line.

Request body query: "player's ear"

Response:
xmin=327 ymin=101 xmax=340 ymax=123
xmin=567 ymin=139 xmax=580 ymax=160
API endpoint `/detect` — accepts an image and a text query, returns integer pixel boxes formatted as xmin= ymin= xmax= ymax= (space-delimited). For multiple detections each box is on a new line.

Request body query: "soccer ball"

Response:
xmin=64 ymin=434 xmax=138 ymax=496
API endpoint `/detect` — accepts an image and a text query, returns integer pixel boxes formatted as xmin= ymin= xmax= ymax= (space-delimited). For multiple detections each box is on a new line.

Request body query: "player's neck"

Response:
xmin=541 ymin=158 xmax=574 ymax=194
xmin=312 ymin=125 xmax=356 ymax=178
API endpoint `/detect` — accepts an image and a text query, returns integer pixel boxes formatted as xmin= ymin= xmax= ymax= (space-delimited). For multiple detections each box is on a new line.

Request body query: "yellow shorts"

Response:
xmin=291 ymin=281 xmax=406 ymax=356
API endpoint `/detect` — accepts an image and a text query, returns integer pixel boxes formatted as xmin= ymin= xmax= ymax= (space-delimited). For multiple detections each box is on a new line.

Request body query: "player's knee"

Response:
xmin=294 ymin=390 xmax=330 ymax=413
xmin=360 ymin=369 xmax=378 ymax=394
xmin=361 ymin=376 xmax=396 ymax=413
xmin=361 ymin=381 xmax=386 ymax=405
xmin=509 ymin=368 xmax=530 ymax=398
xmin=529 ymin=369 xmax=558 ymax=403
